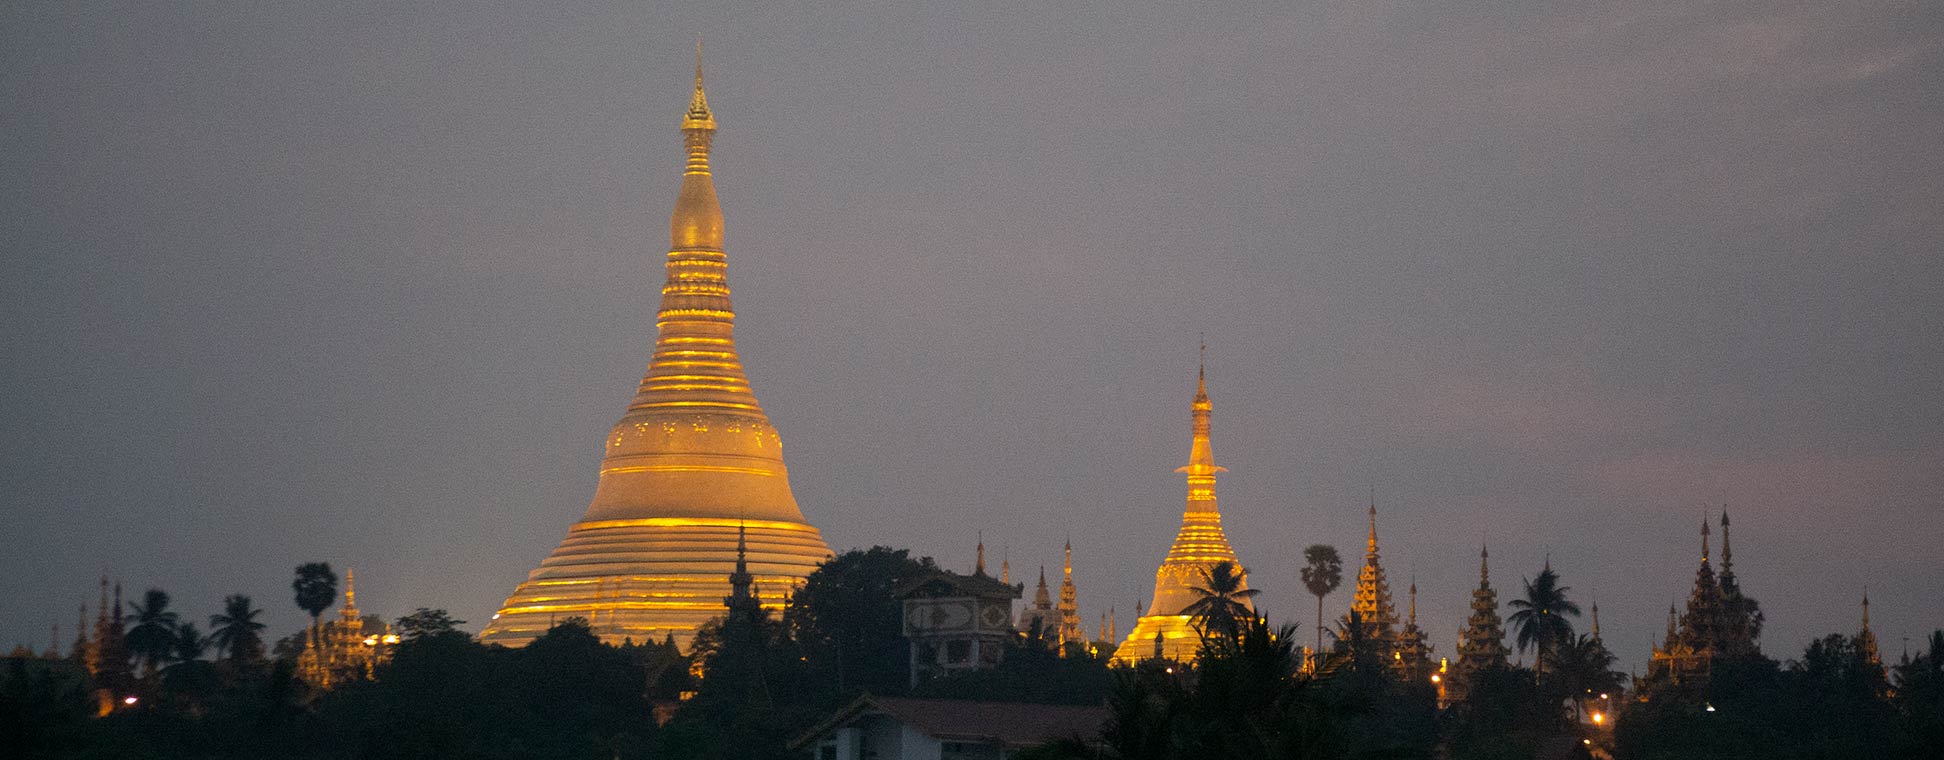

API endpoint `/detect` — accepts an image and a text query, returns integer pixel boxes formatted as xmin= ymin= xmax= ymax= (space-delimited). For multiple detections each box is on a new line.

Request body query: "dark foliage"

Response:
xmin=1445 ymin=664 xmax=1563 ymax=760
xmin=291 ymin=563 xmax=338 ymax=622
xmin=126 ymin=589 xmax=180 ymax=676
xmin=783 ymin=546 xmax=937 ymax=695
xmin=912 ymin=631 xmax=1114 ymax=705
xmin=1614 ymin=632 xmax=1930 ymax=760
xmin=1181 ymin=561 xmax=1260 ymax=640
xmin=392 ymin=608 xmax=466 ymax=640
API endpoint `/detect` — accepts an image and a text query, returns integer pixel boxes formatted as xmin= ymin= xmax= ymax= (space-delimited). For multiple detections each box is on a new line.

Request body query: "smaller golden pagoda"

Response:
xmin=1057 ymin=540 xmax=1084 ymax=649
xmin=1450 ymin=545 xmax=1509 ymax=702
xmin=299 ymin=571 xmax=396 ymax=690
xmin=1112 ymin=361 xmax=1252 ymax=664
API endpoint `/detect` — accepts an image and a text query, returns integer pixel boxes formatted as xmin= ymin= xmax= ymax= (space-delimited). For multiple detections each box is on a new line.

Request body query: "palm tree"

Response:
xmin=1507 ymin=565 xmax=1580 ymax=681
xmin=171 ymin=622 xmax=208 ymax=665
xmin=1183 ymin=561 xmax=1260 ymax=640
xmin=1549 ymin=633 xmax=1622 ymax=720
xmin=292 ymin=562 xmax=338 ymax=655
xmin=125 ymin=588 xmax=180 ymax=677
xmin=209 ymin=594 xmax=266 ymax=664
xmin=1300 ymin=545 xmax=1343 ymax=666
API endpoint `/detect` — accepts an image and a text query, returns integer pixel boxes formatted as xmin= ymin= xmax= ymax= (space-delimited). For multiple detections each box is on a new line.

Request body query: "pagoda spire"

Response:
xmin=1453 ymin=543 xmax=1508 ymax=698
xmin=1348 ymin=502 xmax=1399 ymax=642
xmin=1058 ymin=539 xmax=1082 ymax=647
xmin=1366 ymin=502 xmax=1379 ymax=558
xmin=1719 ymin=509 xmax=1733 ymax=574
xmin=481 ymin=56 xmax=833 ymax=649
xmin=1677 ymin=516 xmax=1723 ymax=651
xmin=1114 ymin=357 xmax=1251 ymax=664
xmin=730 ymin=523 xmax=752 ymax=602
xmin=1001 ymin=548 xmax=1010 ymax=585
xmin=975 ymin=532 xmax=986 ymax=576
xmin=1701 ymin=516 xmax=1711 ymax=564
xmin=1859 ymin=592 xmax=1881 ymax=665
xmin=1409 ymin=578 xmax=1418 ymax=625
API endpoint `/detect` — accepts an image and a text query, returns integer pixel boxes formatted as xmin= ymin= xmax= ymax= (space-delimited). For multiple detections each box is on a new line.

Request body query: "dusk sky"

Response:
xmin=4 ymin=2 xmax=1940 ymax=672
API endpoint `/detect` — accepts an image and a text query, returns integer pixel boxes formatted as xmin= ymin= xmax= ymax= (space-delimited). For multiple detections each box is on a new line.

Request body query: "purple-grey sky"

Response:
xmin=4 ymin=2 xmax=1941 ymax=672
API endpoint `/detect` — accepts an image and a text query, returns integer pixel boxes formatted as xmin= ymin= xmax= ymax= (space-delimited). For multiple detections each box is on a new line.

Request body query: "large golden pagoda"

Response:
xmin=481 ymin=52 xmax=832 ymax=649
xmin=1111 ymin=363 xmax=1252 ymax=664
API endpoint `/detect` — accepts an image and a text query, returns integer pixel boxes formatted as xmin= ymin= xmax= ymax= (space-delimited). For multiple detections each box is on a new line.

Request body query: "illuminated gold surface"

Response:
xmin=1112 ymin=366 xmax=1252 ymax=665
xmin=1117 ymin=615 xmax=1203 ymax=662
xmin=482 ymin=57 xmax=831 ymax=650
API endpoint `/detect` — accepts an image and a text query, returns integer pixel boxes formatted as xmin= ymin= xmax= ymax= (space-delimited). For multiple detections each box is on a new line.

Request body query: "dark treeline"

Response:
xmin=3 ymin=549 xmax=1941 ymax=759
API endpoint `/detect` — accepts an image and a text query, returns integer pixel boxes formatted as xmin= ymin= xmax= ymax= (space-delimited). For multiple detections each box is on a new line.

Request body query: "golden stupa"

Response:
xmin=1111 ymin=361 xmax=1253 ymax=664
xmin=481 ymin=52 xmax=832 ymax=649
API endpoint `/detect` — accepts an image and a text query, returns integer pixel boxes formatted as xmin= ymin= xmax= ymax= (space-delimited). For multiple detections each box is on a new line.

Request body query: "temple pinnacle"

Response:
xmin=1115 ymin=362 xmax=1249 ymax=664
xmin=480 ymin=62 xmax=831 ymax=648
xmin=1720 ymin=509 xmax=1733 ymax=572
xmin=1408 ymin=577 xmax=1418 ymax=625
xmin=684 ymin=39 xmax=714 ymax=133
xmin=1366 ymin=503 xmax=1380 ymax=558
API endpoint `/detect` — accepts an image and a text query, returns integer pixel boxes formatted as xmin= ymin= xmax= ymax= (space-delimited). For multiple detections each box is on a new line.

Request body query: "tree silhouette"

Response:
xmin=1506 ymin=565 xmax=1579 ymax=681
xmin=1300 ymin=545 xmax=1343 ymax=667
xmin=125 ymin=588 xmax=180 ymax=677
xmin=170 ymin=622 xmax=207 ymax=664
xmin=1183 ymin=561 xmax=1259 ymax=641
xmin=208 ymin=594 xmax=266 ymax=664
xmin=291 ymin=562 xmax=338 ymax=656
xmin=1547 ymin=633 xmax=1621 ymax=720
xmin=395 ymin=608 xmax=467 ymax=640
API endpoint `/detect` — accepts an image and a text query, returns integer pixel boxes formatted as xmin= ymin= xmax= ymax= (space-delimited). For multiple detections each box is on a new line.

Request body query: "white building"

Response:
xmin=793 ymin=696 xmax=1106 ymax=760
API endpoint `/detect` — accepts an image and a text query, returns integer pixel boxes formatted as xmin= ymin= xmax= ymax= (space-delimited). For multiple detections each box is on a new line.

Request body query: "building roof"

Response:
xmin=893 ymin=569 xmax=1021 ymax=600
xmin=792 ymin=695 xmax=1107 ymax=750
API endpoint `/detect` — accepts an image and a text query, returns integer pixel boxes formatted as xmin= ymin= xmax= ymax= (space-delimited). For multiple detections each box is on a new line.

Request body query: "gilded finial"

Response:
xmin=1366 ymin=501 xmax=1379 ymax=557
xmin=976 ymin=531 xmax=986 ymax=576
xmin=682 ymin=37 xmax=715 ymax=134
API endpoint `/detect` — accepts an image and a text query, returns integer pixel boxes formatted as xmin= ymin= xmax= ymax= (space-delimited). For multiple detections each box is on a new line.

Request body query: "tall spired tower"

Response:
xmin=481 ymin=53 xmax=833 ymax=649
xmin=1111 ymin=361 xmax=1252 ymax=664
